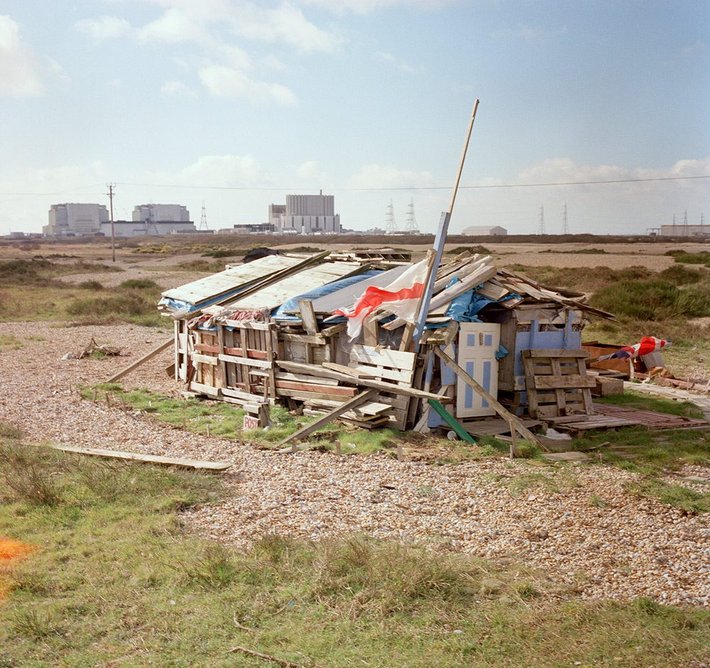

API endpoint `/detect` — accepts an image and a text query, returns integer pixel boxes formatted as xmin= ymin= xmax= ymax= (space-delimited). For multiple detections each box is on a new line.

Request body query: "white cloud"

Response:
xmin=138 ymin=7 xmax=208 ymax=44
xmin=150 ymin=154 xmax=266 ymax=188
xmin=160 ymin=80 xmax=197 ymax=97
xmin=0 ymin=15 xmax=43 ymax=97
xmin=348 ymin=163 xmax=435 ymax=190
xmin=231 ymin=3 xmax=341 ymax=54
xmin=297 ymin=160 xmax=324 ymax=180
xmin=75 ymin=16 xmax=132 ymax=42
xmin=199 ymin=64 xmax=297 ymax=105
xmin=375 ymin=51 xmax=416 ymax=73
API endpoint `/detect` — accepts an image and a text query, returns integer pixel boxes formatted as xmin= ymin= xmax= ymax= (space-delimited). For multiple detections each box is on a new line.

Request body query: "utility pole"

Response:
xmin=199 ymin=201 xmax=208 ymax=231
xmin=107 ymin=183 xmax=116 ymax=262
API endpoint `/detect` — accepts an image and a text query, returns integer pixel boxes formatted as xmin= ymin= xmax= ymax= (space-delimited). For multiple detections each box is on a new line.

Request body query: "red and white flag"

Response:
xmin=334 ymin=260 xmax=428 ymax=339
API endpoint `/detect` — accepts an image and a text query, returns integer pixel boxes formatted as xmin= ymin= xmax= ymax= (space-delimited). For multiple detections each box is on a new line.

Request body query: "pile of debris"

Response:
xmin=156 ymin=249 xmax=638 ymax=451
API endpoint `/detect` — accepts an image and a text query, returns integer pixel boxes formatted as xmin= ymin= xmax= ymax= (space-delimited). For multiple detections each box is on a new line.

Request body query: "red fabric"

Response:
xmin=335 ymin=282 xmax=425 ymax=318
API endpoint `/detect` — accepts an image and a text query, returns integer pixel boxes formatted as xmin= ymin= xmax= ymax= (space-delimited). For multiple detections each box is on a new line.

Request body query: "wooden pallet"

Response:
xmin=347 ymin=344 xmax=415 ymax=430
xmin=522 ymin=349 xmax=595 ymax=418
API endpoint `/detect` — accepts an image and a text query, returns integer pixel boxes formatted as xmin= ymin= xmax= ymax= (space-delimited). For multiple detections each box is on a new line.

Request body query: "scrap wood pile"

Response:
xmin=156 ymin=249 xmax=622 ymax=451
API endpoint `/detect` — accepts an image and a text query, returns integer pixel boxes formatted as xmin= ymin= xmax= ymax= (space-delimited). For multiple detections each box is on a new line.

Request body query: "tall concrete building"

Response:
xmin=133 ymin=203 xmax=190 ymax=223
xmin=660 ymin=223 xmax=709 ymax=237
xmin=44 ymin=203 xmax=110 ymax=237
xmin=269 ymin=192 xmax=341 ymax=234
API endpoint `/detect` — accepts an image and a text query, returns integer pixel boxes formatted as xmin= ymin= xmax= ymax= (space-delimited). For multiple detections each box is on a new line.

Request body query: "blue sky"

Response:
xmin=0 ymin=0 xmax=708 ymax=235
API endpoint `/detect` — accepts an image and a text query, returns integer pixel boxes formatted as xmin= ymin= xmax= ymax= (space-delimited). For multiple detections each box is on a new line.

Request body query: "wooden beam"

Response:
xmin=298 ymin=300 xmax=319 ymax=335
xmin=427 ymin=399 xmax=477 ymax=444
xmin=278 ymin=389 xmax=377 ymax=451
xmin=47 ymin=444 xmax=231 ymax=472
xmin=433 ymin=347 xmax=543 ymax=448
xmin=106 ymin=338 xmax=173 ymax=384
xmin=275 ymin=360 xmax=452 ymax=403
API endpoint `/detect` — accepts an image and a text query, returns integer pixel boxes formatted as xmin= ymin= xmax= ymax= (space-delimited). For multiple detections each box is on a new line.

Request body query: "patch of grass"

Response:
xmin=1 ymin=443 xmax=708 ymax=667
xmin=509 ymin=264 xmax=652 ymax=293
xmin=445 ymin=244 xmax=491 ymax=255
xmin=575 ymin=426 xmax=710 ymax=473
xmin=666 ymin=250 xmax=710 ymax=267
xmin=118 ymin=278 xmax=160 ymax=290
xmin=597 ymin=390 xmax=704 ymax=418
xmin=76 ymin=279 xmax=104 ymax=290
xmin=177 ymin=259 xmax=228 ymax=273
xmin=0 ymin=334 xmax=24 ymax=351
xmin=659 ymin=264 xmax=704 ymax=285
xmin=590 ymin=279 xmax=684 ymax=320
xmin=507 ymin=470 xmax=579 ymax=497
xmin=83 ymin=385 xmax=408 ymax=455
xmin=628 ymin=478 xmax=709 ymax=515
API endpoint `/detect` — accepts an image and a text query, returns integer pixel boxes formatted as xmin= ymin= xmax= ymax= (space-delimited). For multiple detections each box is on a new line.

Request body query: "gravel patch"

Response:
xmin=0 ymin=321 xmax=707 ymax=606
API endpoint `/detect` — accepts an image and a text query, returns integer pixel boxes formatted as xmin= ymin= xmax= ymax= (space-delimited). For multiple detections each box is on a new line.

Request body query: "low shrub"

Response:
xmin=590 ymin=278 xmax=710 ymax=320
xmin=659 ymin=264 xmax=704 ymax=285
xmin=77 ymin=280 xmax=104 ymax=290
xmin=118 ymin=278 xmax=160 ymax=290
xmin=66 ymin=293 xmax=152 ymax=318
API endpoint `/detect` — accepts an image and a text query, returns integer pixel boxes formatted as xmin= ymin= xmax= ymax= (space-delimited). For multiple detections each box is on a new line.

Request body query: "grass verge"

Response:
xmin=80 ymin=385 xmax=462 ymax=457
xmin=0 ymin=430 xmax=707 ymax=667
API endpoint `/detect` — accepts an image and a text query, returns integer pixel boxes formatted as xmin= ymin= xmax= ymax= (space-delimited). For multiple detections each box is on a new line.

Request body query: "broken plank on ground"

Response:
xmin=47 ymin=444 xmax=232 ymax=471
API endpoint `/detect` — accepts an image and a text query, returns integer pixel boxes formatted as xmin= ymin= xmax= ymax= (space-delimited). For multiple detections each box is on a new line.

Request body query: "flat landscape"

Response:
xmin=0 ymin=236 xmax=708 ymax=667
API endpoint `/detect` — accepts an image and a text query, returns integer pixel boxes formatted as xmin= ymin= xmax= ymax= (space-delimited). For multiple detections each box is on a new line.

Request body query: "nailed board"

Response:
xmin=522 ymin=349 xmax=594 ymax=418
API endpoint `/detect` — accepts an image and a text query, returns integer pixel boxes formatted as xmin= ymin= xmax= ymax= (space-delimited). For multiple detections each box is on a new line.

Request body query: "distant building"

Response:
xmin=44 ymin=203 xmax=109 ymax=237
xmin=269 ymin=192 xmax=341 ymax=234
xmin=98 ymin=220 xmax=197 ymax=237
xmin=461 ymin=225 xmax=507 ymax=236
xmin=660 ymin=224 xmax=710 ymax=237
xmin=133 ymin=203 xmax=190 ymax=223
xmin=231 ymin=223 xmax=274 ymax=234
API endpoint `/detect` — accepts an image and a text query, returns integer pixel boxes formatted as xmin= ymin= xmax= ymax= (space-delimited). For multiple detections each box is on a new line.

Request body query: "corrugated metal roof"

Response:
xmin=219 ymin=261 xmax=364 ymax=311
xmin=161 ymin=255 xmax=305 ymax=306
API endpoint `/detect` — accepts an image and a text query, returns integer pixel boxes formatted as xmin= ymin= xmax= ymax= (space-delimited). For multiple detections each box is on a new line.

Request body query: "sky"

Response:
xmin=0 ymin=0 xmax=708 ymax=236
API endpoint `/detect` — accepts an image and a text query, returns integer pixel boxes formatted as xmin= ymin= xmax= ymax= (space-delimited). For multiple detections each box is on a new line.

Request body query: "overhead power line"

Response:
xmin=1 ymin=174 xmax=707 ymax=197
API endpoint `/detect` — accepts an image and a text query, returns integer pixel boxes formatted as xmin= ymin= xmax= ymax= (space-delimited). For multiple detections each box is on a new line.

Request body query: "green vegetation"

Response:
xmin=445 ymin=244 xmax=491 ymax=255
xmin=628 ymin=478 xmax=709 ymax=515
xmin=666 ymin=250 xmax=710 ymax=267
xmin=597 ymin=390 xmax=704 ymax=418
xmin=0 ymin=430 xmax=707 ymax=667
xmin=0 ymin=333 xmax=24 ymax=351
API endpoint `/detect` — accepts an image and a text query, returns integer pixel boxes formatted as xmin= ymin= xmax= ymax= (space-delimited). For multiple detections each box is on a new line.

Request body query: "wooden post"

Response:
xmin=433 ymin=346 xmax=543 ymax=449
xmin=105 ymin=338 xmax=173 ymax=384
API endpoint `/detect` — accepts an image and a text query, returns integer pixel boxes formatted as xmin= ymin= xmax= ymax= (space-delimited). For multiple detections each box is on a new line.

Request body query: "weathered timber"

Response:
xmin=48 ymin=444 xmax=231 ymax=472
xmin=106 ymin=338 xmax=173 ymax=384
xmin=275 ymin=360 xmax=452 ymax=403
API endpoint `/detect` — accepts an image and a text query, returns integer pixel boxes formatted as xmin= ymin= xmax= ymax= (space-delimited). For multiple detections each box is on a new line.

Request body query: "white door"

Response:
xmin=456 ymin=323 xmax=500 ymax=418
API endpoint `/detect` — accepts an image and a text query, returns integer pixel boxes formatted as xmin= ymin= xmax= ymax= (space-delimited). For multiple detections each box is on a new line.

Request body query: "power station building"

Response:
xmin=133 ymin=203 xmax=190 ymax=223
xmin=44 ymin=203 xmax=109 ymax=237
xmin=660 ymin=223 xmax=710 ymax=237
xmin=269 ymin=192 xmax=341 ymax=234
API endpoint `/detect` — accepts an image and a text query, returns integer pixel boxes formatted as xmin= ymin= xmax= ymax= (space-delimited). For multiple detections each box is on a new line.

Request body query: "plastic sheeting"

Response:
xmin=271 ymin=270 xmax=382 ymax=321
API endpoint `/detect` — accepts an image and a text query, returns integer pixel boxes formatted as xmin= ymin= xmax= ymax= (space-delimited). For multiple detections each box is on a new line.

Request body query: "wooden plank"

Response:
xmin=275 ymin=380 xmax=357 ymax=396
xmin=192 ymin=353 xmax=218 ymax=366
xmin=218 ymin=353 xmax=272 ymax=369
xmin=350 ymin=344 xmax=416 ymax=371
xmin=278 ymin=389 xmax=377 ymax=450
xmin=523 ymin=349 xmax=589 ymax=359
xmin=298 ymin=300 xmax=319 ymax=335
xmin=105 ymin=338 xmax=173 ymax=384
xmin=223 ymin=320 xmax=273 ymax=331
xmin=50 ymin=444 xmax=231 ymax=472
xmin=221 ymin=386 xmax=265 ymax=403
xmin=433 ymin=347 xmax=542 ymax=447
xmin=189 ymin=381 xmax=220 ymax=398
xmin=348 ymin=364 xmax=412 ymax=384
xmin=322 ymin=362 xmax=377 ymax=379
xmin=281 ymin=332 xmax=326 ymax=345
xmin=275 ymin=360 xmax=452 ymax=402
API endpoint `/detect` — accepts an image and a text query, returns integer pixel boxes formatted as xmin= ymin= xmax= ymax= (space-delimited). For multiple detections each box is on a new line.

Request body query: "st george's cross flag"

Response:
xmin=334 ymin=259 xmax=429 ymax=340
xmin=598 ymin=336 xmax=671 ymax=361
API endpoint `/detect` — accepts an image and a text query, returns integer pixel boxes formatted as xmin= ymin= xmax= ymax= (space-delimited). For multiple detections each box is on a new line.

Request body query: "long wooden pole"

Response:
xmin=106 ymin=338 xmax=173 ymax=384
xmin=412 ymin=99 xmax=480 ymax=347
